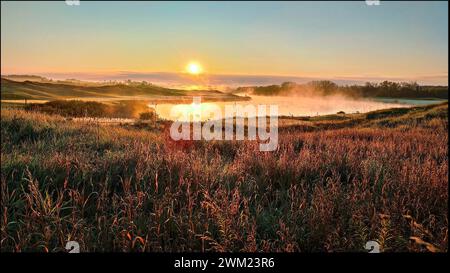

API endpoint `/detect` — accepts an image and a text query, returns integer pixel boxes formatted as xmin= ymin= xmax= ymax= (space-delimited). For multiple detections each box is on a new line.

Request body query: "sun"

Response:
xmin=186 ymin=62 xmax=203 ymax=75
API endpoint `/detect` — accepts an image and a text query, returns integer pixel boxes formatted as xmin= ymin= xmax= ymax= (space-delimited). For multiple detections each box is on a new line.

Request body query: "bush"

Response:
xmin=139 ymin=111 xmax=156 ymax=121
xmin=25 ymin=100 xmax=152 ymax=118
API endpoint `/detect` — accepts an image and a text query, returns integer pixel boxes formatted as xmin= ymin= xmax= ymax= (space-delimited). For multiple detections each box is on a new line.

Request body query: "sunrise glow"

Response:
xmin=186 ymin=62 xmax=203 ymax=75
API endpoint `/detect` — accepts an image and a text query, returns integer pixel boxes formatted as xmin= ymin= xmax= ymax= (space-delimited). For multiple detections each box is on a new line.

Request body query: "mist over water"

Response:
xmin=152 ymin=94 xmax=438 ymax=121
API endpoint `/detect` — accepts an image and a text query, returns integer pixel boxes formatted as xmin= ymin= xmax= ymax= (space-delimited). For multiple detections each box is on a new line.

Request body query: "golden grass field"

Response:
xmin=0 ymin=102 xmax=448 ymax=252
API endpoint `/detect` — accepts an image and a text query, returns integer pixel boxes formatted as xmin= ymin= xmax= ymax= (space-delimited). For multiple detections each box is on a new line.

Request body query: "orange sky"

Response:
xmin=1 ymin=1 xmax=448 ymax=85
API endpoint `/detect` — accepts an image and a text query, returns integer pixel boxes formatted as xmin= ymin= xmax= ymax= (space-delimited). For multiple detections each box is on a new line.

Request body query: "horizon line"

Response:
xmin=1 ymin=71 xmax=448 ymax=86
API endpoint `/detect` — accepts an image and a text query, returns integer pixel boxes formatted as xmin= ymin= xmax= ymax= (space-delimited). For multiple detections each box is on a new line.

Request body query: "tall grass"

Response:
xmin=0 ymin=104 xmax=447 ymax=252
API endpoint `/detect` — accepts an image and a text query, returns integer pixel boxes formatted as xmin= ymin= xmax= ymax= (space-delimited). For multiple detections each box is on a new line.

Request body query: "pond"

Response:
xmin=150 ymin=95 xmax=447 ymax=121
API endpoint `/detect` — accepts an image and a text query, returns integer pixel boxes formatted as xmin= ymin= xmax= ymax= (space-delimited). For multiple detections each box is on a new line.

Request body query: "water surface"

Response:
xmin=152 ymin=95 xmax=447 ymax=121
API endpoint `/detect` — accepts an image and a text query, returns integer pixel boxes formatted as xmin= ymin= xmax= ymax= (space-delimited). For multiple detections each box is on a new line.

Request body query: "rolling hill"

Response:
xmin=0 ymin=78 xmax=248 ymax=102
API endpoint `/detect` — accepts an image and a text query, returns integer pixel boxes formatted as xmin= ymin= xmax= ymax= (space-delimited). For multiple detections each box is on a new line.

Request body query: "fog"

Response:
xmin=249 ymin=94 xmax=410 ymax=116
xmin=152 ymin=94 xmax=421 ymax=121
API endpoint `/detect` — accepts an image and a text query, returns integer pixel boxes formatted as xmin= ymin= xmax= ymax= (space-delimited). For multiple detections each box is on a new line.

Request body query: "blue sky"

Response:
xmin=1 ymin=1 xmax=448 ymax=84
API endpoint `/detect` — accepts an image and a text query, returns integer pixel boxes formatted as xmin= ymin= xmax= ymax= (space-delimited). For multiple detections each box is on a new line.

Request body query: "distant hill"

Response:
xmin=1 ymin=74 xmax=50 ymax=82
xmin=0 ymin=78 xmax=247 ymax=102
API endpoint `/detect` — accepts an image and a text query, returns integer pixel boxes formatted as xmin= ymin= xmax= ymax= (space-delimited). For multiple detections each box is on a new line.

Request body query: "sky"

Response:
xmin=1 ymin=1 xmax=448 ymax=85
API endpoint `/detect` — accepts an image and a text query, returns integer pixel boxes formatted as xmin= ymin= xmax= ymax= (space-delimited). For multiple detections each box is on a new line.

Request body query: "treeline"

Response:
xmin=25 ymin=100 xmax=152 ymax=118
xmin=236 ymin=81 xmax=448 ymax=99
